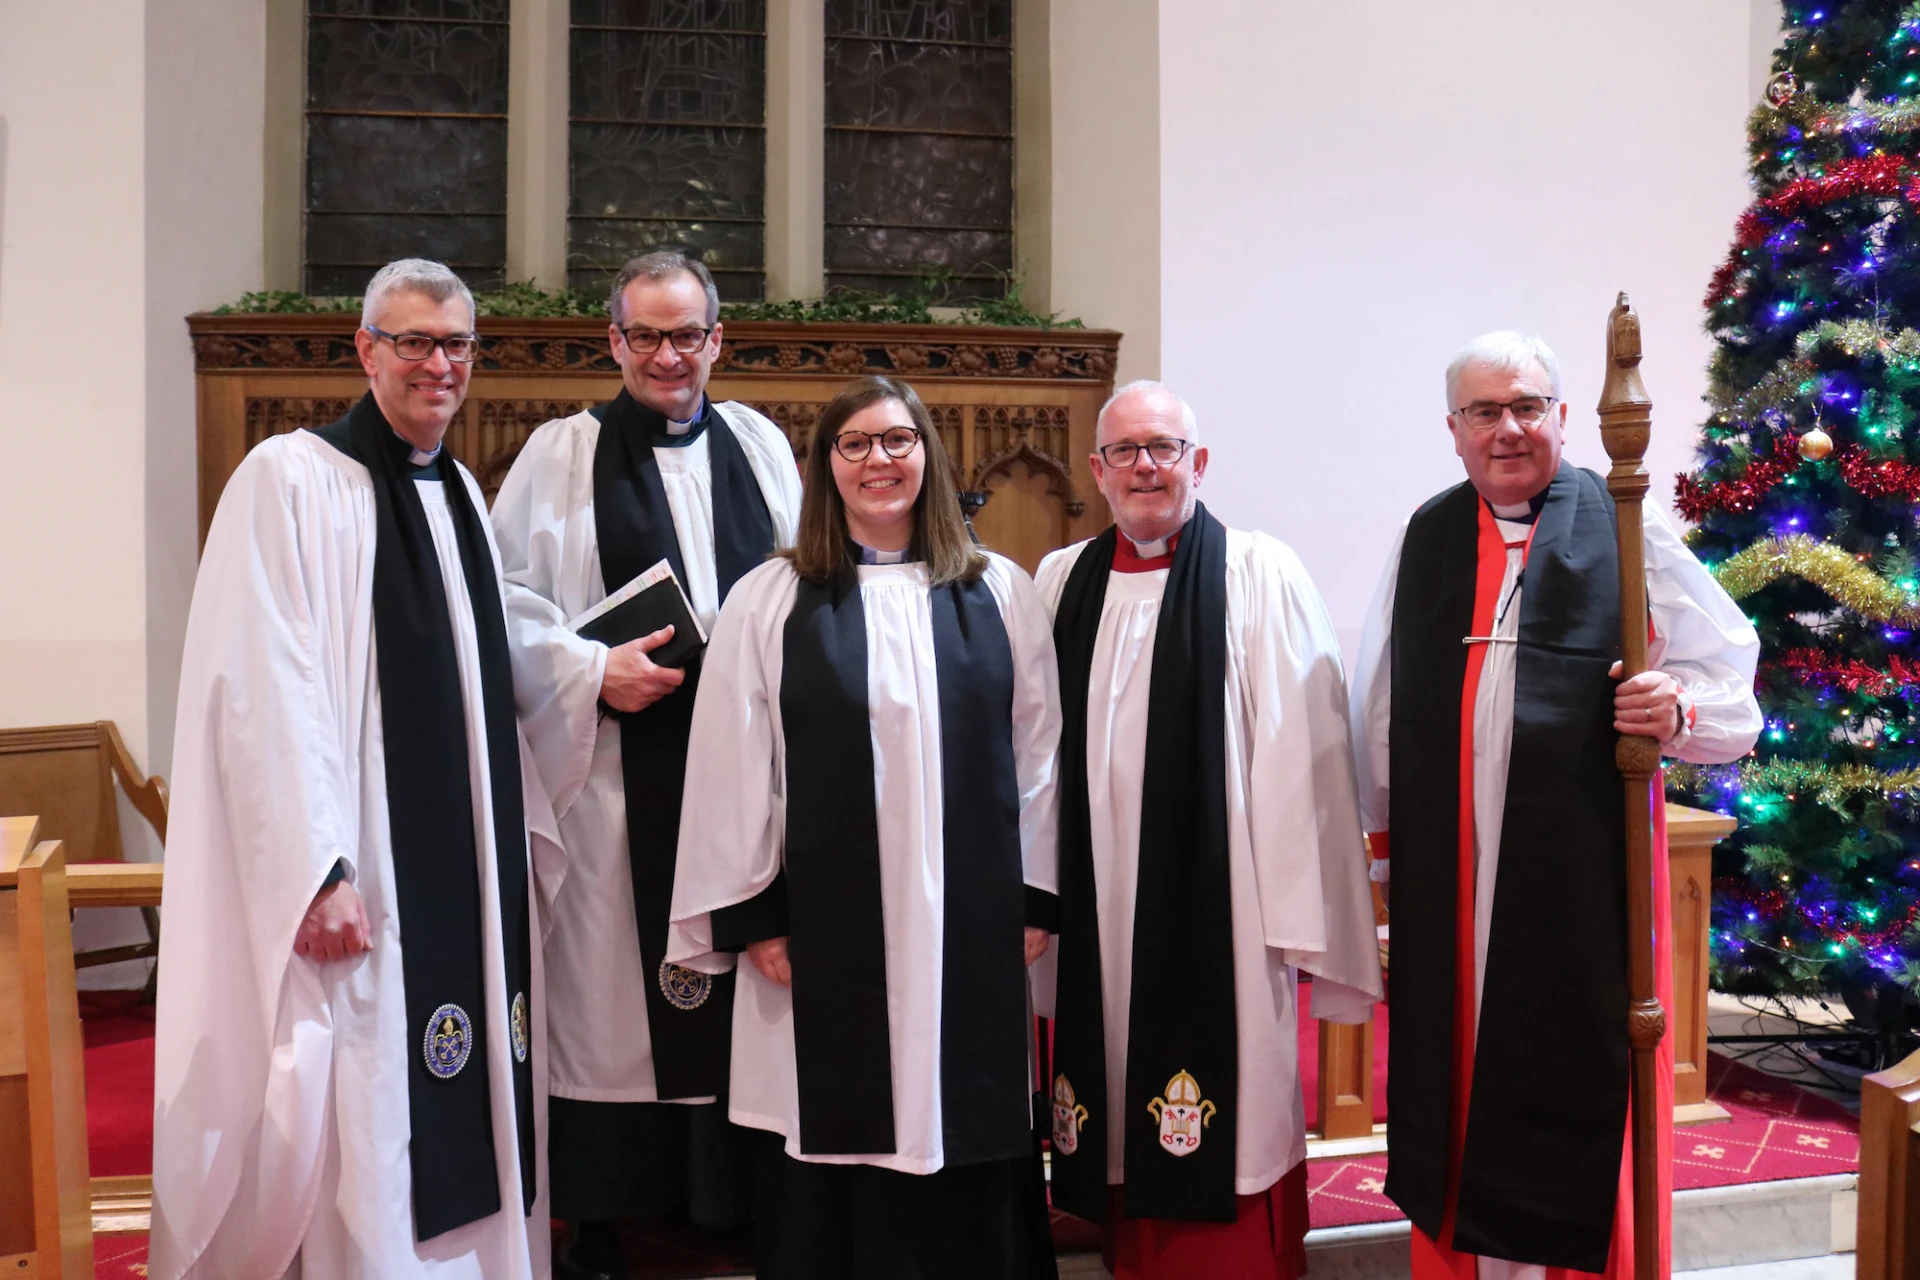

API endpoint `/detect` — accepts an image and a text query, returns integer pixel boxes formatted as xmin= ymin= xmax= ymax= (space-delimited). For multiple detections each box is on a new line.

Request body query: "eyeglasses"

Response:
xmin=619 ymin=326 xmax=714 ymax=355
xmin=1452 ymin=396 xmax=1558 ymax=432
xmin=365 ymin=325 xmax=479 ymax=363
xmin=833 ymin=426 xmax=923 ymax=462
xmin=1096 ymin=438 xmax=1193 ymax=468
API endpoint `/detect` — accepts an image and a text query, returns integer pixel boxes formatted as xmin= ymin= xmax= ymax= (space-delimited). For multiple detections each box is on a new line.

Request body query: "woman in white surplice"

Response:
xmin=667 ymin=376 xmax=1062 ymax=1278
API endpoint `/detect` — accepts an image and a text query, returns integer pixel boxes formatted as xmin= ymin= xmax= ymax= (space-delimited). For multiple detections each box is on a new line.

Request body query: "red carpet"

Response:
xmin=1299 ymin=1050 xmax=1863 ymax=1229
xmin=80 ymin=990 xmax=156 ymax=1178
xmin=82 ymin=984 xmax=1863 ymax=1276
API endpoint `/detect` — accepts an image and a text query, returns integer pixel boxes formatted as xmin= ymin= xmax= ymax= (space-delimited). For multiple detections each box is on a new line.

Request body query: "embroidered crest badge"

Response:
xmin=510 ymin=991 xmax=529 ymax=1064
xmin=1146 ymin=1069 xmax=1216 ymax=1157
xmin=423 ymin=1003 xmax=474 ymax=1080
xmin=1051 ymin=1074 xmax=1090 ymax=1156
xmin=659 ymin=961 xmax=713 ymax=1011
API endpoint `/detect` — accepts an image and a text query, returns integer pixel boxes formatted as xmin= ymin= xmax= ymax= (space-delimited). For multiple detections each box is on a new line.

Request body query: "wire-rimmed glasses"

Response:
xmin=1452 ymin=396 xmax=1558 ymax=432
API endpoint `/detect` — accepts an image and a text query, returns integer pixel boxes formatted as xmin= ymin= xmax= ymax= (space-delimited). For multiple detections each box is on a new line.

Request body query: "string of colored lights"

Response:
xmin=1706 ymin=155 xmax=1920 ymax=308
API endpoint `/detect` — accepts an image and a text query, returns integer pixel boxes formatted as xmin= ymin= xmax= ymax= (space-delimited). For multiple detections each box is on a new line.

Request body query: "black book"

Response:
xmin=567 ymin=559 xmax=708 ymax=668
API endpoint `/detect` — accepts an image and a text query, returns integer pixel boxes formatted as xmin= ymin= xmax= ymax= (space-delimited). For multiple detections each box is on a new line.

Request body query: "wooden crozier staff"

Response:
xmin=1597 ymin=291 xmax=1665 ymax=1278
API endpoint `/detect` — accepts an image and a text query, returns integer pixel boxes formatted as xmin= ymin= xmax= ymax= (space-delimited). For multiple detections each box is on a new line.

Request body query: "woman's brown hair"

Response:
xmin=781 ymin=375 xmax=986 ymax=587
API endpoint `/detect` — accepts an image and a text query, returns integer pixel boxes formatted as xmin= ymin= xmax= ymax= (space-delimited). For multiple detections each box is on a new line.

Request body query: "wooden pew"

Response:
xmin=1312 ymin=801 xmax=1739 ymax=1144
xmin=1857 ymin=1047 xmax=1920 ymax=1279
xmin=0 ymin=815 xmax=93 ymax=1278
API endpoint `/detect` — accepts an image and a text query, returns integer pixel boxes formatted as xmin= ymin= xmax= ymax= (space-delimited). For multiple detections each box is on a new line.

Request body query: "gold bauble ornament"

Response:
xmin=1798 ymin=426 xmax=1834 ymax=460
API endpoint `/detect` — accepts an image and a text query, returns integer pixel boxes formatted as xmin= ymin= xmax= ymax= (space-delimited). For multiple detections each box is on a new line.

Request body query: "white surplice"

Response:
xmin=490 ymin=402 xmax=800 ymax=1103
xmin=1350 ymin=500 xmax=1762 ymax=1030
xmin=1032 ymin=528 xmax=1385 ymax=1197
xmin=152 ymin=429 xmax=566 ymax=1280
xmin=664 ymin=553 xmax=1061 ymax=1174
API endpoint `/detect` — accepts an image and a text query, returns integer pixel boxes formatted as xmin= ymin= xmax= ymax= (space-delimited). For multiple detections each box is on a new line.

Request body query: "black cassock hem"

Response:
xmin=549 ymin=1097 xmax=752 ymax=1228
xmin=753 ymin=1145 xmax=1057 ymax=1280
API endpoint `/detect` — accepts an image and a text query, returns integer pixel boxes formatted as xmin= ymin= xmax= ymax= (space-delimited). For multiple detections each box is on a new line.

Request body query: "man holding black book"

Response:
xmin=492 ymin=252 xmax=801 ymax=1279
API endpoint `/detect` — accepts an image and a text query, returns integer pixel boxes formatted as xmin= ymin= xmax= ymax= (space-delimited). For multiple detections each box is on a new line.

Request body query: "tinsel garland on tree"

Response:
xmin=1677 ymin=0 xmax=1920 ymax=999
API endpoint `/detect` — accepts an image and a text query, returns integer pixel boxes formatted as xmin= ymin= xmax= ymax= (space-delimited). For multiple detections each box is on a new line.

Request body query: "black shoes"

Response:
xmin=555 ymin=1219 xmax=627 ymax=1280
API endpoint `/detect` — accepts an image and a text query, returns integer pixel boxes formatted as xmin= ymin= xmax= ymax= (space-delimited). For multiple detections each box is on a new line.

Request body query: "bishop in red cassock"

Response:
xmin=1351 ymin=332 xmax=1761 ymax=1279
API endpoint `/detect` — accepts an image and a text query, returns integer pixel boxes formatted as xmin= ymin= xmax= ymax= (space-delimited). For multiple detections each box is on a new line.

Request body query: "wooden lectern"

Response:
xmin=0 ymin=815 xmax=94 ymax=1278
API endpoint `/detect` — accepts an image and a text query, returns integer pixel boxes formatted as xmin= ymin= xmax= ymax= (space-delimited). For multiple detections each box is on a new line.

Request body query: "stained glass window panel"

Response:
xmin=568 ymin=0 xmax=767 ymax=300
xmin=304 ymin=1 xmax=510 ymax=296
xmin=824 ymin=0 xmax=1013 ymax=301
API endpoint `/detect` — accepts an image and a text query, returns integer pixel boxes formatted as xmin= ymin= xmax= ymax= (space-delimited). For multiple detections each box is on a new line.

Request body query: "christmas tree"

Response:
xmin=1675 ymin=0 xmax=1920 ymax=1014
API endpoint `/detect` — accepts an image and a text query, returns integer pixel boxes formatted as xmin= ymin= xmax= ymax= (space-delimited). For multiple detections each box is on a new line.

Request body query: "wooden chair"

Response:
xmin=0 ymin=722 xmax=166 ymax=978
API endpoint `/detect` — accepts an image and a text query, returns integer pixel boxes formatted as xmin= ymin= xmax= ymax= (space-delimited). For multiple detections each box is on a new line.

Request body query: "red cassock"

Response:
xmin=1103 ymin=1164 xmax=1311 ymax=1280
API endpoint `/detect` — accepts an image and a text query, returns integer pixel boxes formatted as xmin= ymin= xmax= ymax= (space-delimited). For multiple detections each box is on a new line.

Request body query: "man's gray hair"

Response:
xmin=1444 ymin=331 xmax=1564 ymax=411
xmin=360 ymin=258 xmax=476 ymax=330
xmin=609 ymin=251 xmax=721 ymax=327
xmin=1098 ymin=379 xmax=1200 ymax=440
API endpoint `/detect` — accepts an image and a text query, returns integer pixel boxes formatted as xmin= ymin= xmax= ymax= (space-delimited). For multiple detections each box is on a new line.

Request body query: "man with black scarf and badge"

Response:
xmin=490 ymin=252 xmax=799 ymax=1278
xmin=1034 ymin=380 xmax=1383 ymax=1280
xmin=1350 ymin=332 xmax=1759 ymax=1279
xmin=153 ymin=258 xmax=564 ymax=1279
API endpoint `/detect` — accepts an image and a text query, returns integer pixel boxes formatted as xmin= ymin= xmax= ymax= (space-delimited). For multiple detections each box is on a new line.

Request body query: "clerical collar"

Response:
xmin=399 ymin=433 xmax=442 ymax=469
xmin=592 ymin=388 xmax=711 ymax=447
xmin=1486 ymin=489 xmax=1549 ymax=525
xmin=1112 ymin=530 xmax=1179 ymax=574
xmin=854 ymin=541 xmax=910 ymax=565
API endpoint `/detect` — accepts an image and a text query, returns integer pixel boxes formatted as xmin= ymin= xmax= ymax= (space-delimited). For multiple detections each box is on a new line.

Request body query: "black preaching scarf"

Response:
xmin=1383 ymin=464 xmax=1628 ymax=1271
xmin=777 ymin=562 xmax=1031 ymax=1164
xmin=591 ymin=389 xmax=774 ymax=1098
xmin=1049 ymin=505 xmax=1238 ymax=1224
xmin=310 ymin=393 xmax=534 ymax=1241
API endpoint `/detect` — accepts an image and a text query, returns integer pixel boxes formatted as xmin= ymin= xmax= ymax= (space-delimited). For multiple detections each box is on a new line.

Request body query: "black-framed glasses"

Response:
xmin=619 ymin=325 xmax=713 ymax=355
xmin=364 ymin=325 xmax=479 ymax=363
xmin=1452 ymin=396 xmax=1558 ymax=432
xmin=1097 ymin=437 xmax=1193 ymax=468
xmin=833 ymin=426 xmax=923 ymax=462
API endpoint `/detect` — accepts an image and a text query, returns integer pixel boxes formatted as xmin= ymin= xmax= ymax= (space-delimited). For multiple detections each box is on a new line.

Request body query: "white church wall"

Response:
xmin=144 ymin=0 xmax=267 ymax=779
xmin=0 ymin=4 xmax=153 ymax=754
xmin=1154 ymin=0 xmax=1767 ymax=656
xmin=0 ymin=1 xmax=262 ymax=784
xmin=1049 ymin=0 xmax=1163 ymax=387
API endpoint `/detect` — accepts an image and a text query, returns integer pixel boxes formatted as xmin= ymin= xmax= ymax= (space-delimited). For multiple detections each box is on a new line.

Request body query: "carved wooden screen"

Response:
xmin=190 ymin=315 xmax=1119 ymax=575
xmin=568 ymin=1 xmax=768 ymax=300
xmin=823 ymin=0 xmax=1015 ymax=301
xmin=304 ymin=0 xmax=511 ymax=295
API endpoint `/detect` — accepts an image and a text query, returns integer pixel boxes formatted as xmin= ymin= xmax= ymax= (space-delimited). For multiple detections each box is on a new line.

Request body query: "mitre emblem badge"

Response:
xmin=1147 ymin=1068 xmax=1216 ymax=1157
xmin=1051 ymin=1074 xmax=1090 ymax=1156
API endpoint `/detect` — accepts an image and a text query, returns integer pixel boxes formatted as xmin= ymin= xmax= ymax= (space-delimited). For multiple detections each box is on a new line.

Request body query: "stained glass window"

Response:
xmin=569 ymin=0 xmax=768 ymax=301
xmin=824 ymin=0 xmax=1013 ymax=301
xmin=304 ymin=0 xmax=511 ymax=297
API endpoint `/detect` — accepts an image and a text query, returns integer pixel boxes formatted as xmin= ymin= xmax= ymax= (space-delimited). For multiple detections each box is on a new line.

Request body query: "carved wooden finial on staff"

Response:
xmin=1597 ymin=291 xmax=1667 ymax=1278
